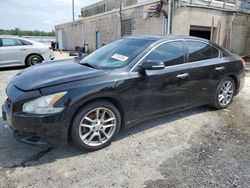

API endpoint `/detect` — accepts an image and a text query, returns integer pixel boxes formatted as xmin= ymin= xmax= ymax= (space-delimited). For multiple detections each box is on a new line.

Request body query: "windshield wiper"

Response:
xmin=81 ymin=63 xmax=96 ymax=69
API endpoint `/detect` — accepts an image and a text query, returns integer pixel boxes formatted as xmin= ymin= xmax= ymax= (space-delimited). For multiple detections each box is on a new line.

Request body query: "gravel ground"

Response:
xmin=0 ymin=66 xmax=249 ymax=188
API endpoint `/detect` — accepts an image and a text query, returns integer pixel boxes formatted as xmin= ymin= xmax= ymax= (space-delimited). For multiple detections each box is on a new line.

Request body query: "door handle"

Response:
xmin=215 ymin=66 xmax=225 ymax=71
xmin=20 ymin=48 xmax=27 ymax=51
xmin=176 ymin=73 xmax=189 ymax=79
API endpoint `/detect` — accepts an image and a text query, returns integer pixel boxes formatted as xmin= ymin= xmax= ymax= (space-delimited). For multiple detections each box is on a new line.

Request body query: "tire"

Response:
xmin=211 ymin=77 xmax=236 ymax=110
xmin=27 ymin=55 xmax=43 ymax=66
xmin=71 ymin=101 xmax=121 ymax=151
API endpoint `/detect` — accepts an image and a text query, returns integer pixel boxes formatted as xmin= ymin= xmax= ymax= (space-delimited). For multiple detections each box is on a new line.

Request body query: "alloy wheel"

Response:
xmin=31 ymin=57 xmax=41 ymax=65
xmin=79 ymin=107 xmax=117 ymax=147
xmin=218 ymin=80 xmax=234 ymax=107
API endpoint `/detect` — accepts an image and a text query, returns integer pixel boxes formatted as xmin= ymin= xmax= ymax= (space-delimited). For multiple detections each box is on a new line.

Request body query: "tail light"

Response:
xmin=240 ymin=58 xmax=246 ymax=67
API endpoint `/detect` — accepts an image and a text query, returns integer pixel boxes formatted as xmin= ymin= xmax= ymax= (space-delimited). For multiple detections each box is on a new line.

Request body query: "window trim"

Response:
xmin=184 ymin=40 xmax=221 ymax=63
xmin=131 ymin=39 xmax=221 ymax=72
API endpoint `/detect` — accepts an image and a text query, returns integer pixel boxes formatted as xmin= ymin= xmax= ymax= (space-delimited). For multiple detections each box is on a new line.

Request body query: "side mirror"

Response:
xmin=140 ymin=60 xmax=165 ymax=71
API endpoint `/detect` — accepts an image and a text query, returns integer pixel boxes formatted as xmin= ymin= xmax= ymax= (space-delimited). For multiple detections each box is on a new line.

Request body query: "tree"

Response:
xmin=0 ymin=28 xmax=55 ymax=36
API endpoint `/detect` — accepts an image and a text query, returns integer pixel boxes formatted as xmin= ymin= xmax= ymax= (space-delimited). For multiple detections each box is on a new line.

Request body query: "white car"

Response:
xmin=0 ymin=36 xmax=54 ymax=68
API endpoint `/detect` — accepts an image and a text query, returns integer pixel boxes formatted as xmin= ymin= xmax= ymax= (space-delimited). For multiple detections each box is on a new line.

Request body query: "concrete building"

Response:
xmin=55 ymin=0 xmax=250 ymax=55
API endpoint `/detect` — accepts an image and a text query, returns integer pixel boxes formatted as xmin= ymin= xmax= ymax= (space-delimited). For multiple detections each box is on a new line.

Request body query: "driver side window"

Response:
xmin=144 ymin=41 xmax=185 ymax=67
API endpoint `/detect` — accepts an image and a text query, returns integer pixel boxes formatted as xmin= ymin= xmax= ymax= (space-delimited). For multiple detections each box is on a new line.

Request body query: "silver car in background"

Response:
xmin=0 ymin=36 xmax=54 ymax=68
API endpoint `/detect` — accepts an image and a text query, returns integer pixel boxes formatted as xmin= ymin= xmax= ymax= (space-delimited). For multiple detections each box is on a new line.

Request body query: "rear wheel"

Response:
xmin=27 ymin=55 xmax=43 ymax=66
xmin=71 ymin=101 xmax=121 ymax=151
xmin=212 ymin=77 xmax=235 ymax=109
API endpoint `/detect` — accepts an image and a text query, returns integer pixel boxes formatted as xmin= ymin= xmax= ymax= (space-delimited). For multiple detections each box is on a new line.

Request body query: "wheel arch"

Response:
xmin=227 ymin=74 xmax=238 ymax=95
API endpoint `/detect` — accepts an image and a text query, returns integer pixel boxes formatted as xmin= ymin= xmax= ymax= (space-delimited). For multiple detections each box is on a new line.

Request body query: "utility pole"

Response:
xmin=119 ymin=3 xmax=123 ymax=38
xmin=167 ymin=0 xmax=172 ymax=35
xmin=72 ymin=0 xmax=75 ymax=21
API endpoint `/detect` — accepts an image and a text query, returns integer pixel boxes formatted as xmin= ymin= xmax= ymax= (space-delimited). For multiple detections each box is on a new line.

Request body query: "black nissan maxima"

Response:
xmin=2 ymin=36 xmax=245 ymax=151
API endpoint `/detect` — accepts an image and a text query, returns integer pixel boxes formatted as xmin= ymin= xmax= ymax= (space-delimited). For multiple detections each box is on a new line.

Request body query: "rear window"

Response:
xmin=186 ymin=41 xmax=219 ymax=62
xmin=21 ymin=39 xmax=32 ymax=45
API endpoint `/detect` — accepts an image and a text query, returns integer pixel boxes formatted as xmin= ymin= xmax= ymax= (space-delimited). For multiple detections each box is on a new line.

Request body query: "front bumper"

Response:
xmin=42 ymin=51 xmax=55 ymax=61
xmin=2 ymin=100 xmax=68 ymax=146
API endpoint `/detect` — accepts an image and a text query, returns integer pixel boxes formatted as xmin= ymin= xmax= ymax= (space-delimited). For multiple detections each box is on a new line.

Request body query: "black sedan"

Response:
xmin=2 ymin=36 xmax=245 ymax=151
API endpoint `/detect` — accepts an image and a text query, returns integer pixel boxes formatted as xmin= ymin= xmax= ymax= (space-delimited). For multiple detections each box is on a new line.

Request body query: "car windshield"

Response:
xmin=80 ymin=39 xmax=153 ymax=70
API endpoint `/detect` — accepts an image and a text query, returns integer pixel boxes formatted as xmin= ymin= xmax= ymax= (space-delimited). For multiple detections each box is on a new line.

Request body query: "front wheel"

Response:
xmin=71 ymin=101 xmax=121 ymax=151
xmin=27 ymin=55 xmax=43 ymax=66
xmin=212 ymin=77 xmax=236 ymax=109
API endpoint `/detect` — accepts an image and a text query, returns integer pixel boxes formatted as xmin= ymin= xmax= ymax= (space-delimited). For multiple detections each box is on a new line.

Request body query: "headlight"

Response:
xmin=22 ymin=92 xmax=67 ymax=114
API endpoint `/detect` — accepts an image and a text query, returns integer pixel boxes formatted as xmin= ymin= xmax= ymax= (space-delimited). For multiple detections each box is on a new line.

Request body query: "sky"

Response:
xmin=0 ymin=0 xmax=102 ymax=32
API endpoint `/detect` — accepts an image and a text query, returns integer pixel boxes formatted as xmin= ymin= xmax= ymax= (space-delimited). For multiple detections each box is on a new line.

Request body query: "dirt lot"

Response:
xmin=0 ymin=66 xmax=249 ymax=188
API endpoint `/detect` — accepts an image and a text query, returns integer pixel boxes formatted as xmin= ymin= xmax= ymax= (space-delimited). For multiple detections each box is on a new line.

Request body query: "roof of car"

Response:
xmin=126 ymin=35 xmax=209 ymax=43
xmin=0 ymin=35 xmax=35 ymax=42
xmin=0 ymin=35 xmax=45 ymax=45
xmin=0 ymin=35 xmax=24 ymax=39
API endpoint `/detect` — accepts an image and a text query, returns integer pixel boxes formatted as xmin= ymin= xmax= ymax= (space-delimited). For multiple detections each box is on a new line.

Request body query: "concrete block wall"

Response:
xmin=172 ymin=6 xmax=250 ymax=55
xmin=172 ymin=7 xmax=232 ymax=45
xmin=84 ymin=12 xmax=122 ymax=51
xmin=81 ymin=0 xmax=138 ymax=17
xmin=122 ymin=3 xmax=164 ymax=36
xmin=56 ymin=11 xmax=122 ymax=51
xmin=56 ymin=2 xmax=163 ymax=51
xmin=55 ymin=21 xmax=85 ymax=50
xmin=231 ymin=12 xmax=250 ymax=55
xmin=56 ymin=2 xmax=250 ymax=55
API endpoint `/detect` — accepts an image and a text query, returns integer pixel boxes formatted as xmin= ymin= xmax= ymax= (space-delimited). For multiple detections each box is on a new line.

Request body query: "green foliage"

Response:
xmin=0 ymin=28 xmax=55 ymax=36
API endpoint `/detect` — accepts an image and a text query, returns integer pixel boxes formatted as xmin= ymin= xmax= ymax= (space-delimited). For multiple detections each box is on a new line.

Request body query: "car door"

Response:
xmin=127 ymin=40 xmax=193 ymax=119
xmin=0 ymin=38 xmax=28 ymax=66
xmin=184 ymin=40 xmax=222 ymax=104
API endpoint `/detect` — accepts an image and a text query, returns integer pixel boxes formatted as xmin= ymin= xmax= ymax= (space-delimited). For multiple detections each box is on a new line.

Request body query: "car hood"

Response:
xmin=11 ymin=59 xmax=110 ymax=91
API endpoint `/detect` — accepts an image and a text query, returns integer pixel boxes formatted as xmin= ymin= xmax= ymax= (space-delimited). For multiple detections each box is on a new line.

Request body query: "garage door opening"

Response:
xmin=189 ymin=26 xmax=211 ymax=40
